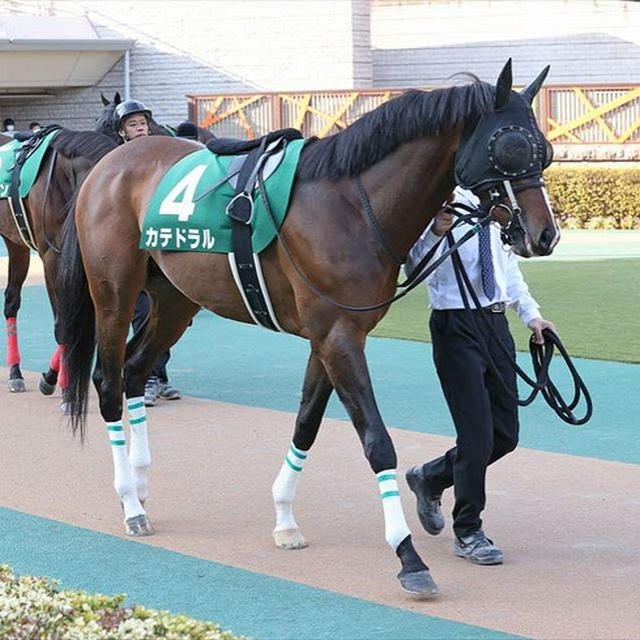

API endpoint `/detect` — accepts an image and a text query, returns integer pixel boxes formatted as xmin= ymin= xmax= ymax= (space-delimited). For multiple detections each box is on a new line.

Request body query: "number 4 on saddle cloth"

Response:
xmin=141 ymin=128 xmax=305 ymax=330
xmin=141 ymin=128 xmax=304 ymax=254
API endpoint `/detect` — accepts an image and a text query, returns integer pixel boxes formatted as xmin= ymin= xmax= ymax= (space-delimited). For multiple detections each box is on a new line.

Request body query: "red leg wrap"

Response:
xmin=6 ymin=317 xmax=21 ymax=367
xmin=49 ymin=344 xmax=62 ymax=371
xmin=58 ymin=345 xmax=68 ymax=390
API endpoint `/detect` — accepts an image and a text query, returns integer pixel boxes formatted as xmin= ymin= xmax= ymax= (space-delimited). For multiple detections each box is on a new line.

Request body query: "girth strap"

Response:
xmin=226 ymin=136 xmax=283 ymax=332
xmin=9 ymin=150 xmax=37 ymax=251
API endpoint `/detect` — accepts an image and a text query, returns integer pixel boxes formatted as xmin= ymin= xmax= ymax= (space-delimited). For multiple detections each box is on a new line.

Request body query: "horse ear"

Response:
xmin=494 ymin=58 xmax=513 ymax=109
xmin=521 ymin=65 xmax=550 ymax=104
xmin=114 ymin=92 xmax=122 ymax=105
xmin=100 ymin=92 xmax=110 ymax=106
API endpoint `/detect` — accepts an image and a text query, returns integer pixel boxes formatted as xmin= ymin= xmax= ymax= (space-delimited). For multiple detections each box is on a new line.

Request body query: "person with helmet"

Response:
xmin=113 ymin=99 xmax=152 ymax=143
xmin=116 ymin=98 xmax=183 ymax=406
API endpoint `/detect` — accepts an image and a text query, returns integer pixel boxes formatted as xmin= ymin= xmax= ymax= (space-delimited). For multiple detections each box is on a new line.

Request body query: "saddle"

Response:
xmin=9 ymin=125 xmax=62 ymax=250
xmin=197 ymin=128 xmax=303 ymax=202
xmin=220 ymin=128 xmax=302 ymax=332
xmin=207 ymin=127 xmax=302 ymax=156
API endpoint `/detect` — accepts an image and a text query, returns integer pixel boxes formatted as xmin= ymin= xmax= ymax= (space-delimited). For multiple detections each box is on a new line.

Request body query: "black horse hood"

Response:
xmin=454 ymin=61 xmax=552 ymax=192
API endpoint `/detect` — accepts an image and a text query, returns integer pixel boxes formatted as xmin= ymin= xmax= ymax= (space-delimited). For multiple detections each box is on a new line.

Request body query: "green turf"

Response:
xmin=372 ymin=258 xmax=640 ymax=364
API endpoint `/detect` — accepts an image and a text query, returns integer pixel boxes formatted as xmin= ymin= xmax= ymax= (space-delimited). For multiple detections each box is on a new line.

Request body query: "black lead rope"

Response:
xmin=447 ymin=233 xmax=592 ymax=426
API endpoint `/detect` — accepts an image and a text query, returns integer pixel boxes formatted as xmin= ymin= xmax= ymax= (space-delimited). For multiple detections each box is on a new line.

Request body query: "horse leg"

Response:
xmin=272 ymin=352 xmax=333 ymax=550
xmin=3 ymin=238 xmax=30 ymax=392
xmin=316 ymin=324 xmax=438 ymax=599
xmin=90 ymin=260 xmax=154 ymax=536
xmin=39 ymin=257 xmax=64 ymax=396
xmin=122 ymin=272 xmax=199 ymax=506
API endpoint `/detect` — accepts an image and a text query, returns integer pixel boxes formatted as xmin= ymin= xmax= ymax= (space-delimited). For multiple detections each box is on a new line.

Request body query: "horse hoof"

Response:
xmin=39 ymin=375 xmax=56 ymax=396
xmin=59 ymin=402 xmax=72 ymax=415
xmin=125 ymin=513 xmax=154 ymax=536
xmin=8 ymin=378 xmax=25 ymax=393
xmin=273 ymin=528 xmax=308 ymax=550
xmin=398 ymin=569 xmax=439 ymax=599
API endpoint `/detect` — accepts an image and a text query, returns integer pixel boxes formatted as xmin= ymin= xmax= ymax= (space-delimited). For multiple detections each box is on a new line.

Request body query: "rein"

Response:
xmin=258 ymin=171 xmax=485 ymax=312
xmin=353 ymin=175 xmax=404 ymax=267
xmin=447 ymin=233 xmax=592 ymax=425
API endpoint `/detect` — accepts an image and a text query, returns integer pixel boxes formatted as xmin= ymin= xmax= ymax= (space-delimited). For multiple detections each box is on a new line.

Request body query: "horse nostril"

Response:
xmin=539 ymin=228 xmax=555 ymax=253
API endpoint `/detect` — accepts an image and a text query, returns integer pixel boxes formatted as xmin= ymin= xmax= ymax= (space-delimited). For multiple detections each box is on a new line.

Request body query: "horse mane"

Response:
xmin=297 ymin=80 xmax=495 ymax=182
xmin=50 ymin=129 xmax=118 ymax=164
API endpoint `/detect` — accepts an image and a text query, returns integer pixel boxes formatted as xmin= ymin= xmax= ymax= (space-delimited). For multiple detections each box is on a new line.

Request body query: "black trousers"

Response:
xmin=422 ymin=308 xmax=519 ymax=537
xmin=132 ymin=292 xmax=170 ymax=383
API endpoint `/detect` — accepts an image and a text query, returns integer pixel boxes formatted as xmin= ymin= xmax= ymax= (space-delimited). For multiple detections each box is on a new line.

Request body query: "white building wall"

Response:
xmin=4 ymin=0 xmax=640 ymax=132
xmin=4 ymin=0 xmax=371 ymax=130
xmin=371 ymin=0 xmax=640 ymax=87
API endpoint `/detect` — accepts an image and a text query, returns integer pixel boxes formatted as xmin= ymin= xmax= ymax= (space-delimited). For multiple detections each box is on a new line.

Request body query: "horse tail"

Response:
xmin=57 ymin=202 xmax=95 ymax=441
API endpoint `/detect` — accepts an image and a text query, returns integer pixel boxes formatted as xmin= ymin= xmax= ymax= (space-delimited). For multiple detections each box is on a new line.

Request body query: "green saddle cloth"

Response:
xmin=140 ymin=138 xmax=305 ymax=254
xmin=0 ymin=129 xmax=60 ymax=200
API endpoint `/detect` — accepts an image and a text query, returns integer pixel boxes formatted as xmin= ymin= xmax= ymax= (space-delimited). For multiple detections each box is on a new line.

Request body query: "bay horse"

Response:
xmin=58 ymin=60 xmax=559 ymax=598
xmin=0 ymin=129 xmax=117 ymax=394
xmin=95 ymin=92 xmax=215 ymax=144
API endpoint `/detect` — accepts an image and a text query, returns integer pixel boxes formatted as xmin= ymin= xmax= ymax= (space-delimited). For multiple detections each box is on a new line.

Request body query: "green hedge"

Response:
xmin=545 ymin=166 xmax=640 ymax=229
xmin=0 ymin=565 xmax=247 ymax=639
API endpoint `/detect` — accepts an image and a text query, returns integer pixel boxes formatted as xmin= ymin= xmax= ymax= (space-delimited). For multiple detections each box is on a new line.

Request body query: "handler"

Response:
xmin=405 ymin=187 xmax=555 ymax=565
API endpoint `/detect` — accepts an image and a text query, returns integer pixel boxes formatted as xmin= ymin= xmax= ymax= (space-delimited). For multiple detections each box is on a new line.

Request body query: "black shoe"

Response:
xmin=454 ymin=529 xmax=503 ymax=565
xmin=405 ymin=466 xmax=444 ymax=535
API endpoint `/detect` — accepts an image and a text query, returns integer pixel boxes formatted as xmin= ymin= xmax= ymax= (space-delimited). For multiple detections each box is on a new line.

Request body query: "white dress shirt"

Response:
xmin=405 ymin=189 xmax=541 ymax=326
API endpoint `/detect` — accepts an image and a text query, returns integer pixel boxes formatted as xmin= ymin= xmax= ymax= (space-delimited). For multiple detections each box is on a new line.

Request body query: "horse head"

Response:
xmin=455 ymin=59 xmax=559 ymax=257
xmin=94 ymin=92 xmax=120 ymax=141
xmin=95 ymin=91 xmax=173 ymax=140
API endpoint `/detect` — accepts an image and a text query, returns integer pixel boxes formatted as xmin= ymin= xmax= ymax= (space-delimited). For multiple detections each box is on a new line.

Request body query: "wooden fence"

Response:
xmin=188 ymin=85 xmax=640 ymax=152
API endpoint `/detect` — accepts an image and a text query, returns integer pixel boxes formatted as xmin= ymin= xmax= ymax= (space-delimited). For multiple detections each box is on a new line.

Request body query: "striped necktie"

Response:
xmin=478 ymin=224 xmax=496 ymax=300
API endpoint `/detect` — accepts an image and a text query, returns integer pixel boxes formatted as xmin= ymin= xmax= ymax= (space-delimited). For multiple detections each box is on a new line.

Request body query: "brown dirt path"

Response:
xmin=2 ymin=368 xmax=639 ymax=639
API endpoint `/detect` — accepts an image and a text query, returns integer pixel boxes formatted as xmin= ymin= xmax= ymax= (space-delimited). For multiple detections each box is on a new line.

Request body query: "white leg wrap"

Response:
xmin=106 ymin=420 xmax=145 ymax=520
xmin=377 ymin=469 xmax=411 ymax=550
xmin=272 ymin=443 xmax=308 ymax=533
xmin=127 ymin=396 xmax=150 ymax=503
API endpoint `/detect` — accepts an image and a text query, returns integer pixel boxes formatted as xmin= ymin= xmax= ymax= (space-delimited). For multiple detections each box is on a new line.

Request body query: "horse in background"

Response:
xmin=0 ymin=129 xmax=118 ymax=394
xmin=58 ymin=60 xmax=559 ymax=598
xmin=96 ymin=92 xmax=215 ymax=144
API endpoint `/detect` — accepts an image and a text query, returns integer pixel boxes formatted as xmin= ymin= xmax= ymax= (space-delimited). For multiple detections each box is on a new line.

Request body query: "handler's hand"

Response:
xmin=432 ymin=207 xmax=455 ymax=237
xmin=528 ymin=317 xmax=556 ymax=345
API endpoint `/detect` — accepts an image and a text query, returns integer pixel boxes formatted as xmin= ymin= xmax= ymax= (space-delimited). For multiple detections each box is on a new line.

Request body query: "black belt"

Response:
xmin=435 ymin=301 xmax=506 ymax=314
xmin=484 ymin=301 xmax=506 ymax=314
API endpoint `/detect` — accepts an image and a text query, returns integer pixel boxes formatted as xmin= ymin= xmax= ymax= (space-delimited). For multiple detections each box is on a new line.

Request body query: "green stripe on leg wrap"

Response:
xmin=289 ymin=444 xmax=307 ymax=460
xmin=285 ymin=457 xmax=302 ymax=472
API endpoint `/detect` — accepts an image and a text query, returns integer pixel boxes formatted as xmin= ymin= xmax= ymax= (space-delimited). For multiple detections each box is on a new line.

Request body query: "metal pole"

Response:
xmin=124 ymin=50 xmax=131 ymax=100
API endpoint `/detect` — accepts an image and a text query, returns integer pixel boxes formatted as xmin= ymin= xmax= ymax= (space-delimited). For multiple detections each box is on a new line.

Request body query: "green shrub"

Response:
xmin=545 ymin=166 xmax=640 ymax=229
xmin=0 ymin=565 xmax=247 ymax=640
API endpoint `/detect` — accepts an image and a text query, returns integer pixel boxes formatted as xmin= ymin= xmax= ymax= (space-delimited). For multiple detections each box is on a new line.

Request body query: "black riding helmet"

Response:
xmin=113 ymin=99 xmax=152 ymax=133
